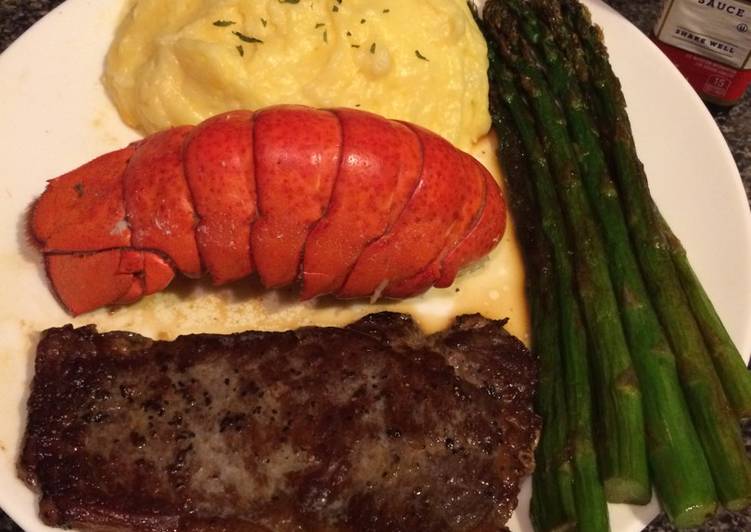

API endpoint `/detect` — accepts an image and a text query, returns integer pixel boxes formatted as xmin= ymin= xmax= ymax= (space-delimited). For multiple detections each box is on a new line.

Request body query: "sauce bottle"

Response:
xmin=653 ymin=0 xmax=751 ymax=107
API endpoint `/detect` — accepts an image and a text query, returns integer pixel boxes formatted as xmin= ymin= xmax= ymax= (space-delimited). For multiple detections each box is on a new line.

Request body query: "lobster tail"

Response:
xmin=29 ymin=105 xmax=507 ymax=315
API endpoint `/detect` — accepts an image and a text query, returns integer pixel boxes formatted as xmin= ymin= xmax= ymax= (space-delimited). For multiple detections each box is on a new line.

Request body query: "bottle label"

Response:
xmin=655 ymin=0 xmax=751 ymax=70
xmin=655 ymin=39 xmax=751 ymax=101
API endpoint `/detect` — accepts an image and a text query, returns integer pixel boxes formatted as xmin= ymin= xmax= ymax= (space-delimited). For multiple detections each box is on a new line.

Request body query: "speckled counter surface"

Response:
xmin=1 ymin=0 xmax=750 ymax=531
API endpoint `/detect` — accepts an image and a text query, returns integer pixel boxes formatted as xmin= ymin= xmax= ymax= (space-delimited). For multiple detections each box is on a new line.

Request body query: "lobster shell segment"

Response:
xmin=382 ymin=145 xmax=486 ymax=298
xmin=301 ymin=108 xmax=411 ymax=299
xmin=184 ymin=110 xmax=256 ymax=285
xmin=45 ymin=250 xmax=174 ymax=316
xmin=123 ymin=126 xmax=201 ymax=278
xmin=29 ymin=106 xmax=506 ymax=315
xmin=251 ymin=106 xmax=341 ymax=289
xmin=437 ymin=160 xmax=507 ymax=287
xmin=30 ymin=146 xmax=135 ymax=252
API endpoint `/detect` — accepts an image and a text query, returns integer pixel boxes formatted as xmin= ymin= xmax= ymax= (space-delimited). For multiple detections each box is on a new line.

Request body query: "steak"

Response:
xmin=20 ymin=312 xmax=539 ymax=532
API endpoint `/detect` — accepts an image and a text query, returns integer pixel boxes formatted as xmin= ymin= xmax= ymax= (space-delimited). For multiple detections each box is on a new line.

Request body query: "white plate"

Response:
xmin=0 ymin=0 xmax=749 ymax=531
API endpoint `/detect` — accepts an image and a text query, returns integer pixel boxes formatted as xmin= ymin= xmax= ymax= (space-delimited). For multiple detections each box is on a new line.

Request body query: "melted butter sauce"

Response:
xmin=67 ymin=132 xmax=530 ymax=343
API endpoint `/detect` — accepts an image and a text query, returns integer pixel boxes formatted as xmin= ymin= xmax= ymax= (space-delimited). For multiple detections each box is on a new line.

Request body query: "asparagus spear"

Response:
xmin=529 ymin=309 xmax=576 ymax=532
xmin=490 ymin=49 xmax=576 ymax=532
xmin=489 ymin=65 xmax=576 ymax=531
xmin=486 ymin=40 xmax=607 ymax=531
xmin=502 ymin=0 xmax=718 ymax=525
xmin=561 ymin=0 xmax=751 ymax=510
xmin=659 ymin=213 xmax=751 ymax=419
xmin=483 ymin=1 xmax=650 ymax=505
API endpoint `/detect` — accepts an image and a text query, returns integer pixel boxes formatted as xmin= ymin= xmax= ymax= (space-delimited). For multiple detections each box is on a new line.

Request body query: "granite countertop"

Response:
xmin=1 ymin=0 xmax=750 ymax=531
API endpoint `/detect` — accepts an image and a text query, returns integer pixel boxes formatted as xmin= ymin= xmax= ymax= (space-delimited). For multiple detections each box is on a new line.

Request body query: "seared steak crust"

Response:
xmin=20 ymin=312 xmax=539 ymax=531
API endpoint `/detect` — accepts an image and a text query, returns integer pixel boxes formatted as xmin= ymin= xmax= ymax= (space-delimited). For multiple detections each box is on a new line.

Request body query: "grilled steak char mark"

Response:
xmin=20 ymin=312 xmax=539 ymax=532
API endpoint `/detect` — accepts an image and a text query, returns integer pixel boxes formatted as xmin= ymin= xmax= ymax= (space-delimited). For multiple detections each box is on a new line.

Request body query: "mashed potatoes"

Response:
xmin=104 ymin=0 xmax=490 ymax=149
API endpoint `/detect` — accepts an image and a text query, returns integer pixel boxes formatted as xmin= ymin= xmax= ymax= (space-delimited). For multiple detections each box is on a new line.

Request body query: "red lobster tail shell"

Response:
xmin=29 ymin=105 xmax=507 ymax=315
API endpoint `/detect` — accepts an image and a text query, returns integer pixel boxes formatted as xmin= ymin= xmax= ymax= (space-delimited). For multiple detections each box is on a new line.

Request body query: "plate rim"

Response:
xmin=0 ymin=1 xmax=750 ymax=531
